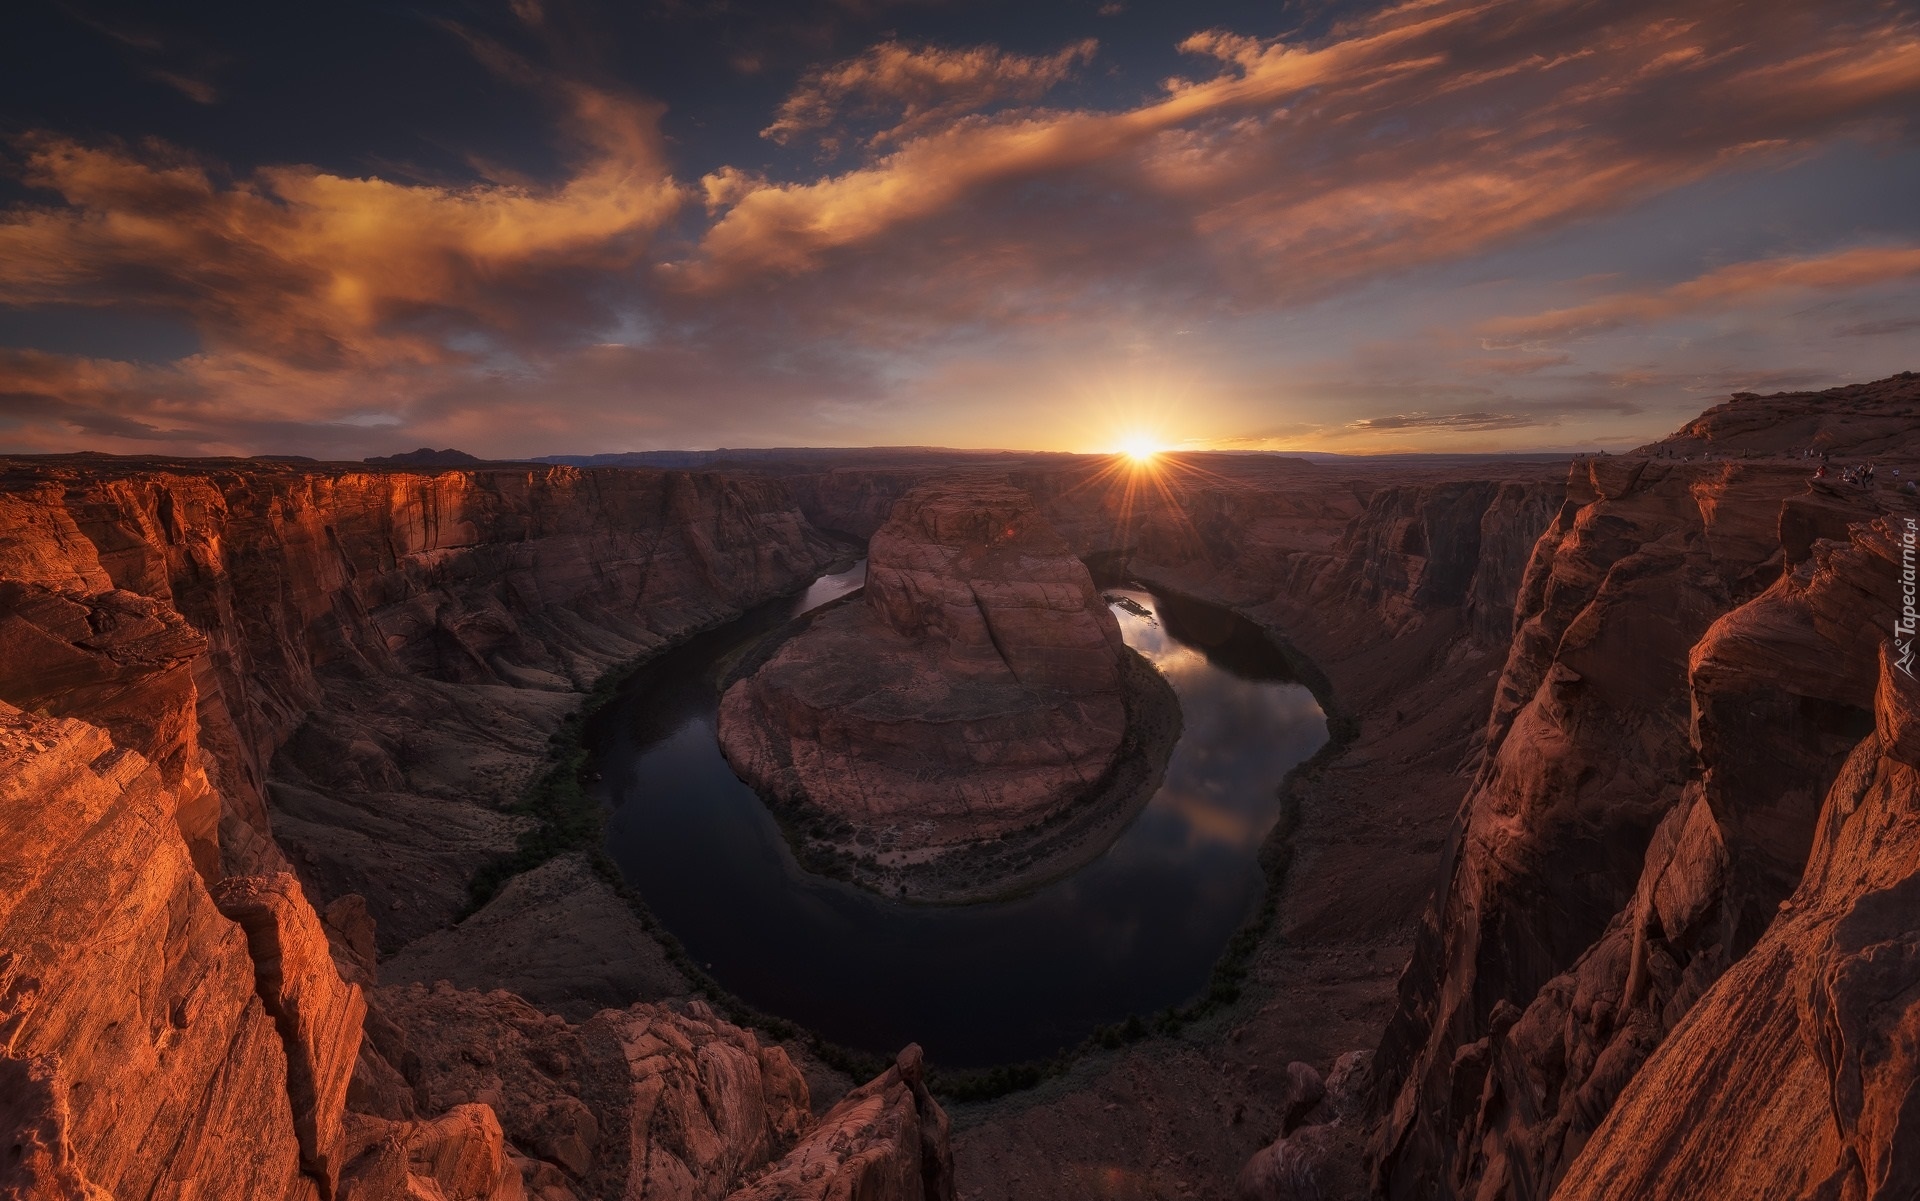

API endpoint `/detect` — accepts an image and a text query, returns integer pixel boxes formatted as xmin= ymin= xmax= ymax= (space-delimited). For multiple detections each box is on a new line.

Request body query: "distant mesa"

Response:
xmin=363 ymin=447 xmax=485 ymax=467
xmin=534 ymin=446 xmax=1070 ymax=470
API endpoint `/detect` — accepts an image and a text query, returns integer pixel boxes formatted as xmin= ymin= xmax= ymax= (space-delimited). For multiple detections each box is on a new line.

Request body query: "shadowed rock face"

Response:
xmin=371 ymin=984 xmax=954 ymax=1201
xmin=719 ymin=481 xmax=1130 ymax=850
xmin=1372 ymin=374 xmax=1920 ymax=1201
xmin=1553 ymin=645 xmax=1920 ymax=1201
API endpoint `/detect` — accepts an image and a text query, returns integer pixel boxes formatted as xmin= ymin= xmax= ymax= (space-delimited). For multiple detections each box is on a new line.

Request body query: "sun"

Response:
xmin=1118 ymin=434 xmax=1162 ymax=464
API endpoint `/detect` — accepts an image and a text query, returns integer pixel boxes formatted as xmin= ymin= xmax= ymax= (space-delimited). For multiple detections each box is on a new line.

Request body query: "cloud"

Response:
xmin=6 ymin=0 xmax=1920 ymax=458
xmin=62 ymin=6 xmax=227 ymax=106
xmin=682 ymin=0 xmax=1920 ymax=302
xmin=1485 ymin=245 xmax=1920 ymax=339
xmin=1837 ymin=315 xmax=1920 ymax=337
xmin=1461 ymin=351 xmax=1575 ymax=375
xmin=762 ymin=38 xmax=1099 ymax=151
xmin=1348 ymin=411 xmax=1539 ymax=432
xmin=146 ymin=70 xmax=218 ymax=104
xmin=0 ymin=84 xmax=684 ymax=371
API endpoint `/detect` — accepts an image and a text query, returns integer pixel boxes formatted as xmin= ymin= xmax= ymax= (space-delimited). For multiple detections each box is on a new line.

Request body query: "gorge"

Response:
xmin=4 ymin=373 xmax=1920 ymax=1200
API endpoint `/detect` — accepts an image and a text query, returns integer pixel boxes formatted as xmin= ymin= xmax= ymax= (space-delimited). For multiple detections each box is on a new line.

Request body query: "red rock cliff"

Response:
xmin=0 ymin=457 xmax=964 ymax=1201
xmin=1372 ymin=375 xmax=1920 ymax=1201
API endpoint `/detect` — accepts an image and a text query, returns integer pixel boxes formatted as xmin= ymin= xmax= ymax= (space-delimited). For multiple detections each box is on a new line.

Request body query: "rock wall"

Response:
xmin=1372 ymin=375 xmax=1920 ymax=1201
xmin=0 ymin=701 xmax=309 ymax=1200
xmin=0 ymin=462 xmax=842 ymax=943
xmin=1553 ymin=643 xmax=1920 ymax=1200
xmin=0 ymin=458 xmax=957 ymax=1200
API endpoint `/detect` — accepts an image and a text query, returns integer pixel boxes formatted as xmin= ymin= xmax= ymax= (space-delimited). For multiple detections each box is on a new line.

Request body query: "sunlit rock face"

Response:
xmin=0 ymin=458 xmax=959 ymax=1201
xmin=1553 ymin=644 xmax=1920 ymax=1201
xmin=718 ymin=480 xmax=1130 ymax=850
xmin=0 ymin=701 xmax=313 ymax=1201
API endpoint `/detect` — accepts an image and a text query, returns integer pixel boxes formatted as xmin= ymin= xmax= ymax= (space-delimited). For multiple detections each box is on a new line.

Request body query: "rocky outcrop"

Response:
xmin=1553 ymin=641 xmax=1920 ymax=1199
xmin=371 ymin=982 xmax=952 ymax=1201
xmin=718 ymin=481 xmax=1134 ymax=853
xmin=0 ymin=701 xmax=310 ymax=1199
xmin=0 ymin=582 xmax=223 ymax=878
xmin=1372 ymin=374 xmax=1920 ymax=1201
xmin=1236 ymin=1052 xmax=1374 ymax=1201
xmin=729 ymin=1045 xmax=955 ymax=1201
xmin=213 ymin=872 xmax=370 ymax=1194
xmin=337 ymin=1104 xmax=530 ymax=1201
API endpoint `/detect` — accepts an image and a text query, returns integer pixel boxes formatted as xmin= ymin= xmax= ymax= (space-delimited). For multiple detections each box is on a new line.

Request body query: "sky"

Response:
xmin=0 ymin=0 xmax=1917 ymax=459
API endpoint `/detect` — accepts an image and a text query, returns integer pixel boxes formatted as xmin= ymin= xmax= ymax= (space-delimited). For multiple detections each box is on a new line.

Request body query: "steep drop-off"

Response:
xmin=1370 ymin=374 xmax=1920 ymax=1201
xmin=0 ymin=459 xmax=956 ymax=1201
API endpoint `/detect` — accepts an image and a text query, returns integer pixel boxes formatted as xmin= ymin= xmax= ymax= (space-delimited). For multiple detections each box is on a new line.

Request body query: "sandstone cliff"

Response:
xmin=1551 ymin=642 xmax=1920 ymax=1200
xmin=1371 ymin=375 xmax=1920 ymax=1201
xmin=0 ymin=458 xmax=959 ymax=1200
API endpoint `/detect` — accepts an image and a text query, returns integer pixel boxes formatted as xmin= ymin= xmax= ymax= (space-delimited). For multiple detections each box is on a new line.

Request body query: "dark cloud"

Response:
xmin=1349 ymin=411 xmax=1538 ymax=432
xmin=1838 ymin=315 xmax=1920 ymax=337
xmin=763 ymin=37 xmax=1099 ymax=152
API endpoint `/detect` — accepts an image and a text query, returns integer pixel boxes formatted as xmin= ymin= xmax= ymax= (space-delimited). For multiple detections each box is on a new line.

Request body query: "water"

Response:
xmin=597 ymin=563 xmax=1328 ymax=1068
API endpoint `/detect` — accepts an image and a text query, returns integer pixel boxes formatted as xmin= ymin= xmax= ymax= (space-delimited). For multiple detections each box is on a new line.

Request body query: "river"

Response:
xmin=597 ymin=561 xmax=1327 ymax=1068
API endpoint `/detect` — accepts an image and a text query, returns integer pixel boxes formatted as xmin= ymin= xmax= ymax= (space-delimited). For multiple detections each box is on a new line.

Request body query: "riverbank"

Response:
xmin=946 ymin=574 xmax=1503 ymax=1198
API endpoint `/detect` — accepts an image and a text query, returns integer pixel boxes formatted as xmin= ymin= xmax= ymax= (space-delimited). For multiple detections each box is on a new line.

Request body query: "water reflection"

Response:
xmin=599 ymin=579 xmax=1327 ymax=1068
xmin=788 ymin=558 xmax=866 ymax=617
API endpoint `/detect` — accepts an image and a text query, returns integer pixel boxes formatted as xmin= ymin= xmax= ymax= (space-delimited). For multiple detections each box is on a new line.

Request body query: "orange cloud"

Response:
xmin=682 ymin=0 xmax=1920 ymax=300
xmin=0 ymin=84 xmax=683 ymax=368
xmin=762 ymin=37 xmax=1099 ymax=151
xmin=1485 ymin=246 xmax=1920 ymax=339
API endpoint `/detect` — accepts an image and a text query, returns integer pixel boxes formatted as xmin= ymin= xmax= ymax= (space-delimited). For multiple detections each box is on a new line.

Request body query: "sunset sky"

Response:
xmin=2 ymin=0 xmax=1918 ymax=459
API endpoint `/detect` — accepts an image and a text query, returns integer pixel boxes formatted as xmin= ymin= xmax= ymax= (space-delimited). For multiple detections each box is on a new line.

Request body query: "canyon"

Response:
xmin=2 ymin=372 xmax=1918 ymax=1199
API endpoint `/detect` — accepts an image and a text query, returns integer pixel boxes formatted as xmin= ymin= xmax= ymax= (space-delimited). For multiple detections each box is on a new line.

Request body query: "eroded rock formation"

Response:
xmin=369 ymin=984 xmax=953 ymax=1201
xmin=1372 ymin=374 xmax=1920 ymax=1201
xmin=0 ymin=701 xmax=309 ymax=1200
xmin=718 ymin=481 xmax=1135 ymax=852
xmin=0 ymin=458 xmax=951 ymax=1200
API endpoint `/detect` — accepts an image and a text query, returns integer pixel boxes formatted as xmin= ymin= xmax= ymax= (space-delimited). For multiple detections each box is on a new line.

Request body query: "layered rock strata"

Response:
xmin=370 ymin=983 xmax=954 ymax=1201
xmin=0 ymin=458 xmax=955 ymax=1200
xmin=0 ymin=701 xmax=310 ymax=1199
xmin=0 ymin=461 xmax=841 ymax=947
xmin=1372 ymin=374 xmax=1920 ymax=1201
xmin=719 ymin=481 xmax=1137 ymax=853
